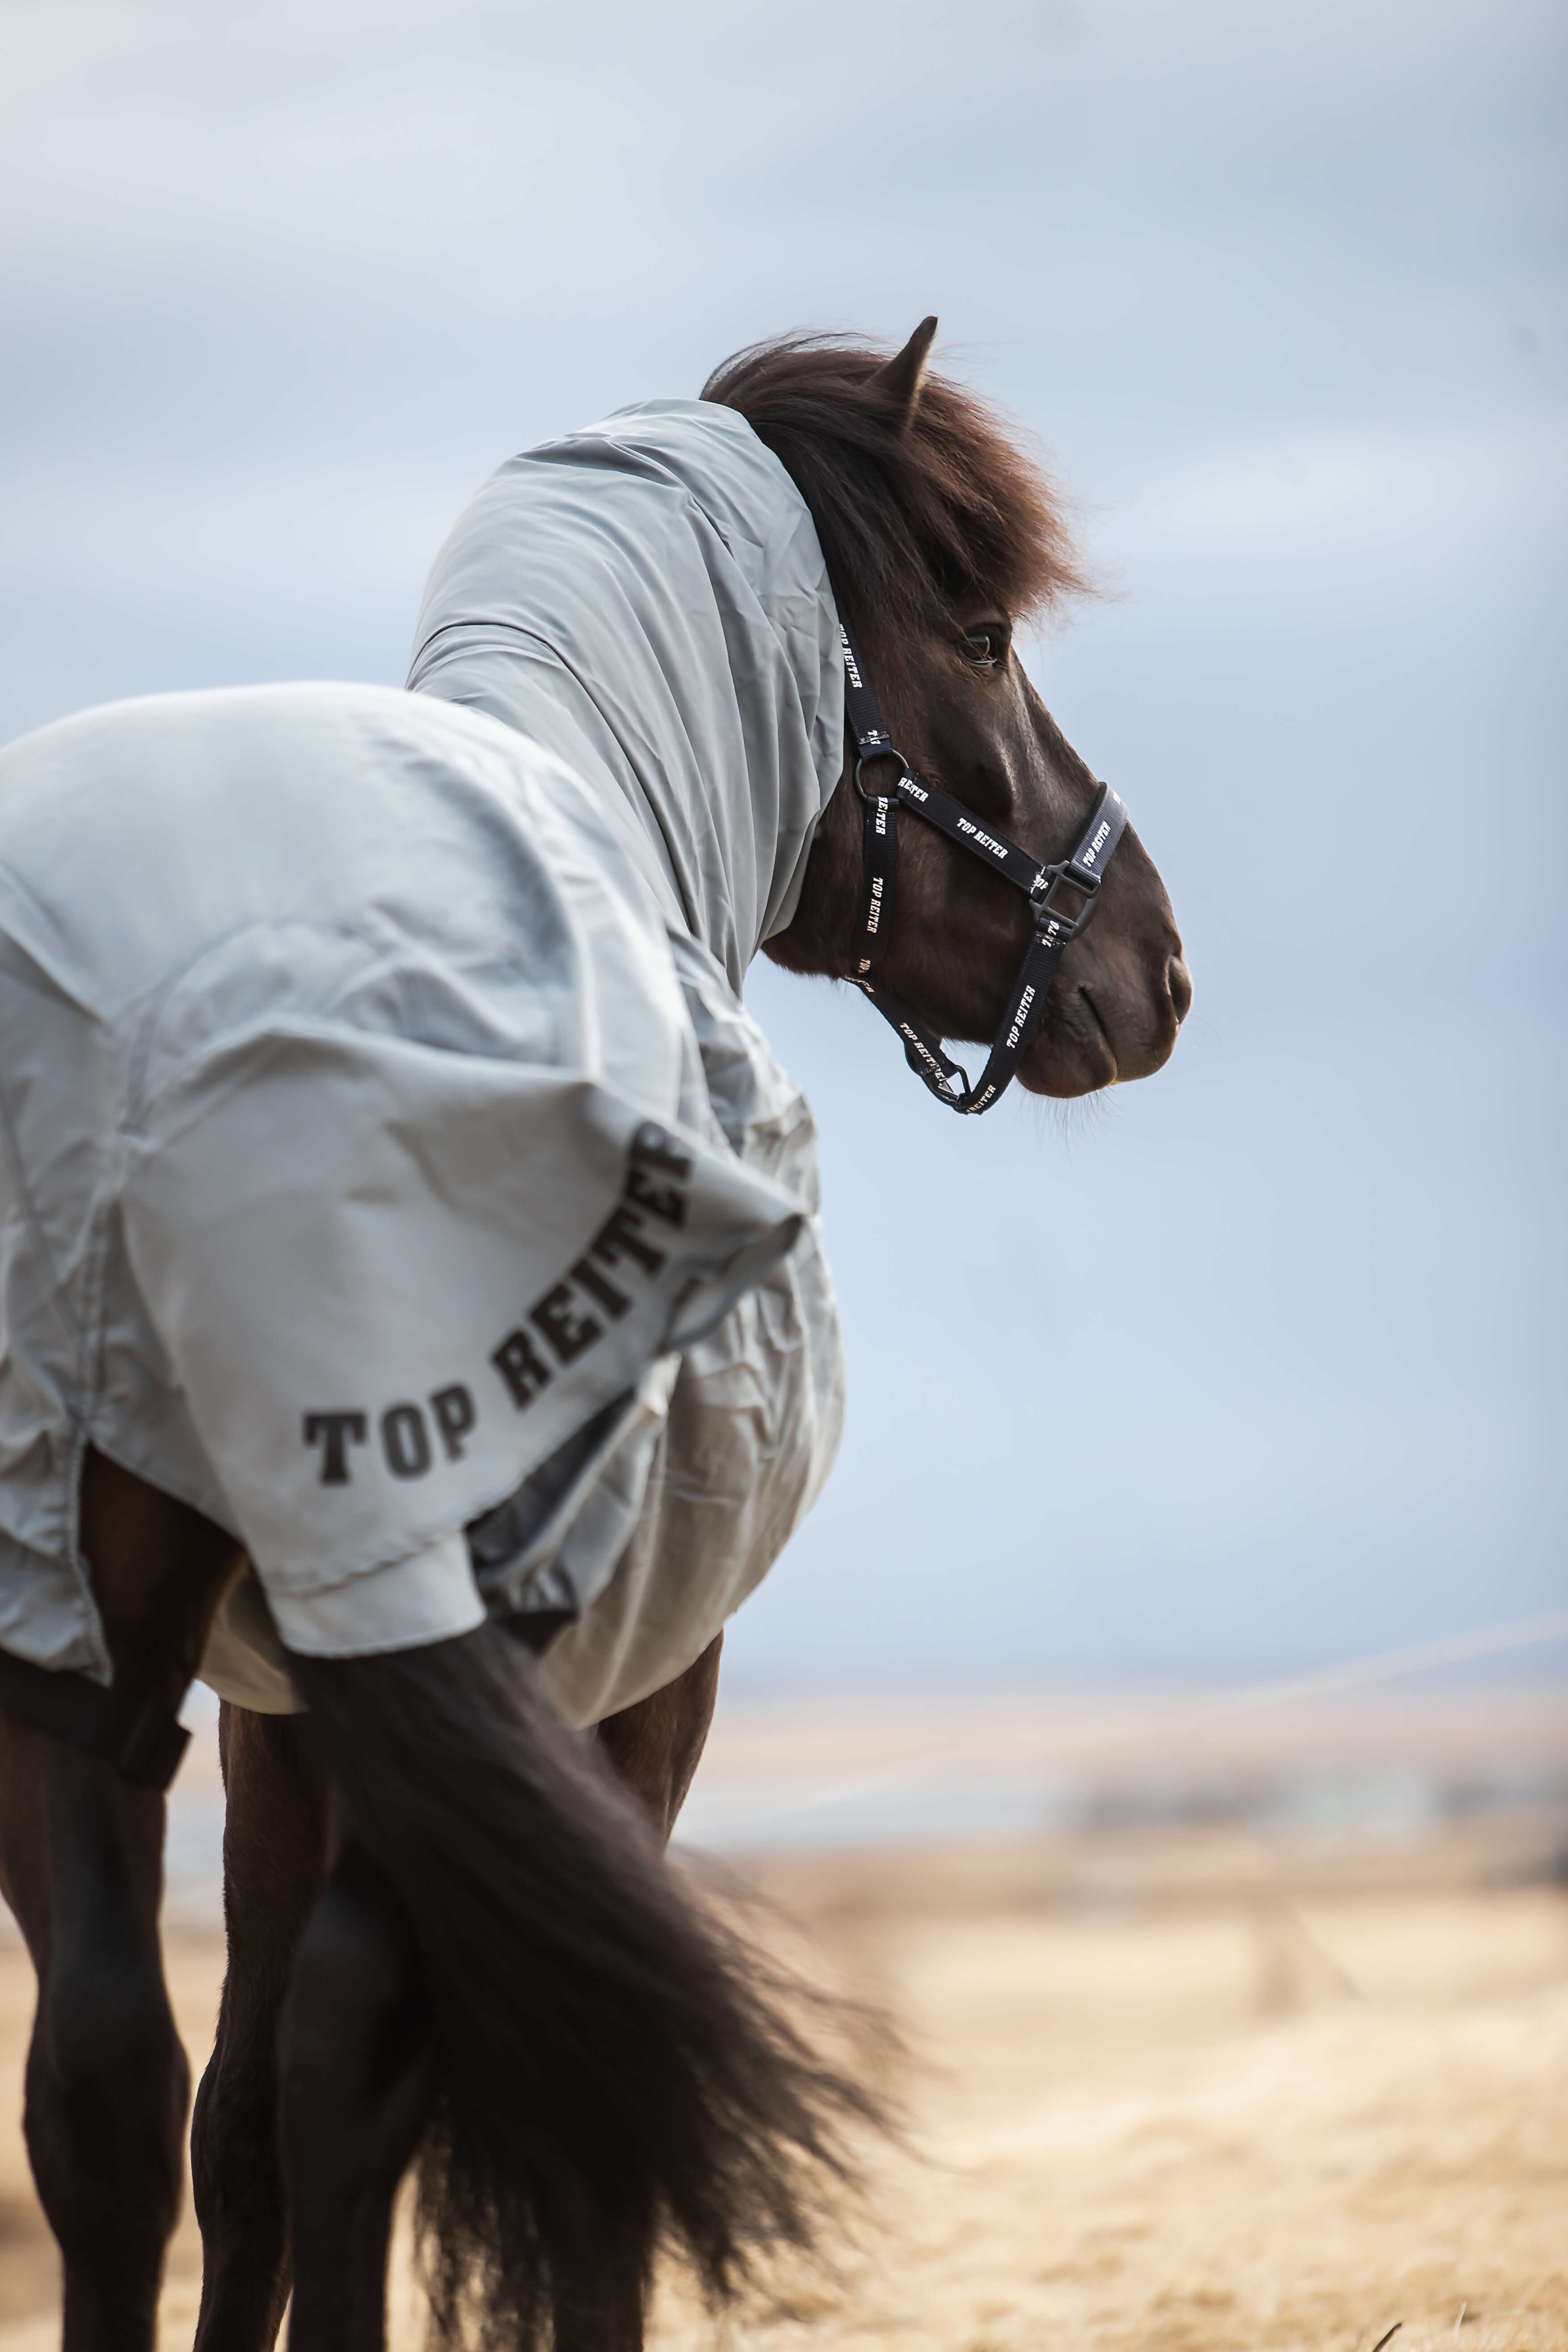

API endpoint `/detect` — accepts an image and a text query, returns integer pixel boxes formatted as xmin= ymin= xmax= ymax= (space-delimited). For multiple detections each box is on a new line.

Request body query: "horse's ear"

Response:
xmin=875 ymin=316 xmax=938 ymax=431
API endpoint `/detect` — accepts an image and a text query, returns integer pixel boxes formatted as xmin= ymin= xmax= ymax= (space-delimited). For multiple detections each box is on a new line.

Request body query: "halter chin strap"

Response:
xmin=838 ymin=621 xmax=1129 ymax=1116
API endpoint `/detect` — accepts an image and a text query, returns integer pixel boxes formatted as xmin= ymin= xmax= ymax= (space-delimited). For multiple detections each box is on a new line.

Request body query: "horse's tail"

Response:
xmin=290 ymin=1625 xmax=874 ymax=2347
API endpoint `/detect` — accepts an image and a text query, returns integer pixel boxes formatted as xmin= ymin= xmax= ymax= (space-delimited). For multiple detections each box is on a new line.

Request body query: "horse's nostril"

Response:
xmin=1167 ymin=955 xmax=1193 ymax=1025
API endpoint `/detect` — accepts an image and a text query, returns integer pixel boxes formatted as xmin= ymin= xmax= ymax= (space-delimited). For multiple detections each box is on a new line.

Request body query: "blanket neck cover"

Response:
xmin=408 ymin=399 xmax=846 ymax=997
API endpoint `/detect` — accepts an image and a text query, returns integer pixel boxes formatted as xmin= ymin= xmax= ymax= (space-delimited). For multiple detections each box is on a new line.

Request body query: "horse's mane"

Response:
xmin=701 ymin=331 xmax=1087 ymax=656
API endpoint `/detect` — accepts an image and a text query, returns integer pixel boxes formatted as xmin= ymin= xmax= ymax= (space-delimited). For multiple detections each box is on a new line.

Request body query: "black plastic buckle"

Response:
xmin=1031 ymin=861 xmax=1101 ymax=938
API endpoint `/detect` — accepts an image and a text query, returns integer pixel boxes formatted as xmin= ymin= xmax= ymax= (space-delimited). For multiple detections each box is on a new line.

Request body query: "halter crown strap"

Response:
xmin=836 ymin=620 xmax=1129 ymax=1115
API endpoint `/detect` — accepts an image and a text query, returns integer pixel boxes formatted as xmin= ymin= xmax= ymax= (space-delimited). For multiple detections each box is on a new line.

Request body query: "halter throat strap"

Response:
xmin=838 ymin=621 xmax=1129 ymax=1116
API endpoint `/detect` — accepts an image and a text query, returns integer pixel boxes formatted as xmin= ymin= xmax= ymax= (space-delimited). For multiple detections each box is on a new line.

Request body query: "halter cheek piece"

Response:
xmin=839 ymin=620 xmax=1130 ymax=1116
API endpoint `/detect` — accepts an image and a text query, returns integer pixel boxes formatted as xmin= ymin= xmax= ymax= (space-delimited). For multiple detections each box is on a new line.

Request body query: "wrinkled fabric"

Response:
xmin=407 ymin=399 xmax=844 ymax=994
xmin=0 ymin=399 xmax=848 ymax=1726
xmin=197 ymin=936 xmax=843 ymax=1727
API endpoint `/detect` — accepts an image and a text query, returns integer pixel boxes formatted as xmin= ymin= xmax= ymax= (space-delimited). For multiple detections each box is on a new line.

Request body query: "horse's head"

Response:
xmin=708 ymin=321 xmax=1190 ymax=1101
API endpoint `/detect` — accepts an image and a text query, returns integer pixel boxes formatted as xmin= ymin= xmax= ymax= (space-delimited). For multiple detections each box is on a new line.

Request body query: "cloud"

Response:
xmin=1118 ymin=422 xmax=1568 ymax=563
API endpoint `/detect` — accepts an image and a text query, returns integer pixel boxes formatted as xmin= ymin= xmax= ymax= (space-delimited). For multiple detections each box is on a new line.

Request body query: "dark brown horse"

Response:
xmin=0 ymin=321 xmax=1188 ymax=2350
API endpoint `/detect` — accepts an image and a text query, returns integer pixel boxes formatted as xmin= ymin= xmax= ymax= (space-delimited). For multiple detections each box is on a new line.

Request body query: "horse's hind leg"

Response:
xmin=0 ymin=1448 xmax=242 ymax=2352
xmin=0 ymin=1716 xmax=184 ymax=2352
xmin=270 ymin=1632 xmax=727 ymax=2352
xmin=547 ymin=2225 xmax=647 ymax=2352
xmin=596 ymin=1632 xmax=723 ymax=1846
xmin=191 ymin=1705 xmax=331 ymax=2352
xmin=537 ymin=1635 xmax=729 ymax=2352
xmin=279 ymin=1832 xmax=435 ymax=2352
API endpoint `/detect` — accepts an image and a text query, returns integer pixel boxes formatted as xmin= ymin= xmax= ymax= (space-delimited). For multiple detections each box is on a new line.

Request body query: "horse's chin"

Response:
xmin=1019 ymin=966 xmax=1188 ymax=1098
xmin=1018 ymin=1053 xmax=1115 ymax=1102
xmin=1018 ymin=997 xmax=1120 ymax=1099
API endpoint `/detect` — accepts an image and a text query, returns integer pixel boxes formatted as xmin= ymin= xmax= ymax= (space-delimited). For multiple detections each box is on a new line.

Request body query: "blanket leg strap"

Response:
xmin=0 ymin=1647 xmax=190 ymax=1790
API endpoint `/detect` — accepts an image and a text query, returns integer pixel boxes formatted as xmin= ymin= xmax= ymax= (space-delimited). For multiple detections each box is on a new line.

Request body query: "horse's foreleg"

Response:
xmin=279 ymin=1833 xmax=435 ymax=2352
xmin=192 ymin=1704 xmax=330 ymax=2352
xmin=0 ymin=1715 xmax=186 ymax=2352
xmin=595 ymin=1632 xmax=723 ymax=1847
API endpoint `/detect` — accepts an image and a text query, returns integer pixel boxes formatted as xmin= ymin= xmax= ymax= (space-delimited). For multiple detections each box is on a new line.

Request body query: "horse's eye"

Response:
xmin=963 ymin=631 xmax=998 ymax=668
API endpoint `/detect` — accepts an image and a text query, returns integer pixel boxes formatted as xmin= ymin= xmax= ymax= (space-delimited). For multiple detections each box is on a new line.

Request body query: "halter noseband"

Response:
xmin=838 ymin=620 xmax=1130 ymax=1115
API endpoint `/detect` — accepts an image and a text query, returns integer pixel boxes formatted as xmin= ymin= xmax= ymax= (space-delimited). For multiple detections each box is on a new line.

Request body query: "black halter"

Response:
xmin=838 ymin=621 xmax=1130 ymax=1115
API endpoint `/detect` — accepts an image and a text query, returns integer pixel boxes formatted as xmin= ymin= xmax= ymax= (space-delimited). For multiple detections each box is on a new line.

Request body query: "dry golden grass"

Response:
xmin=633 ymin=1838 xmax=1568 ymax=2352
xmin=1 ymin=1824 xmax=1564 ymax=2350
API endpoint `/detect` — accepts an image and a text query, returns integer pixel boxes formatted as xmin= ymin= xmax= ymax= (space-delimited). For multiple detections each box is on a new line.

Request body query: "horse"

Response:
xmin=0 ymin=318 xmax=1189 ymax=2350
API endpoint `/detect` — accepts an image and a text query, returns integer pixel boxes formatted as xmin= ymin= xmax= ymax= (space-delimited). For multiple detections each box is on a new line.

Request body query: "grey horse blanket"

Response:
xmin=0 ymin=400 xmax=846 ymax=1727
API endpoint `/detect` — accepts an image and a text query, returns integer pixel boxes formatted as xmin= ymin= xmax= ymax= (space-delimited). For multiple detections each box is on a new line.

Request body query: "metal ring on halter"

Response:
xmin=852 ymin=749 xmax=911 ymax=803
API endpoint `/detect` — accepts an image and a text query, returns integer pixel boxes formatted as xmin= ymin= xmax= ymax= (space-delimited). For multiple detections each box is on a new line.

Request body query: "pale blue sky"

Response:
xmin=2 ymin=0 xmax=1563 ymax=1679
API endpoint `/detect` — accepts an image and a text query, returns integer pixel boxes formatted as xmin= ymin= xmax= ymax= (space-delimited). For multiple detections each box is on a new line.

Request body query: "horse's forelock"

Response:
xmin=701 ymin=331 xmax=1089 ymax=656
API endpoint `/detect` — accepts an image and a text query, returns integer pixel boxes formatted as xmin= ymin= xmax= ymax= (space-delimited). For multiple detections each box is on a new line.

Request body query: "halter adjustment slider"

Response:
xmin=1031 ymin=859 xmax=1101 ymax=939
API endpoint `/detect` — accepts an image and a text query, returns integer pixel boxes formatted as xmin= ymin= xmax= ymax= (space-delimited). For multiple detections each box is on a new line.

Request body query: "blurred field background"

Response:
xmin=3 ymin=1667 xmax=1566 ymax=2350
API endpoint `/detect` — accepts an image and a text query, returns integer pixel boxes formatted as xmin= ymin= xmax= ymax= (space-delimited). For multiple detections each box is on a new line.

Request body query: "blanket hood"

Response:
xmin=407 ymin=398 xmax=845 ymax=995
